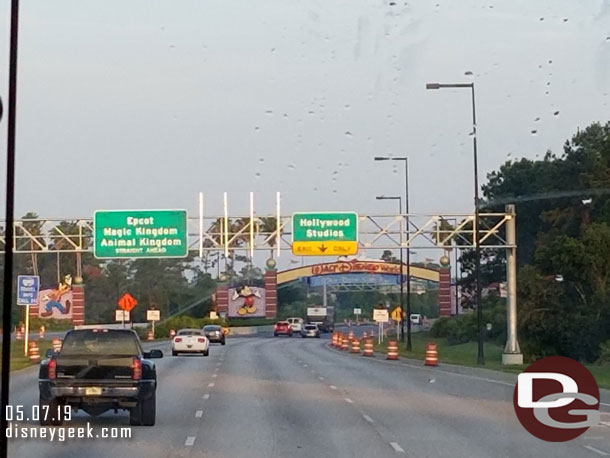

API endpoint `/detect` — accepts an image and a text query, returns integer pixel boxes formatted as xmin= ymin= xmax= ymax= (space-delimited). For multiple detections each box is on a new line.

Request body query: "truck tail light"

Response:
xmin=174 ymin=337 xmax=182 ymax=343
xmin=132 ymin=358 xmax=142 ymax=380
xmin=48 ymin=358 xmax=57 ymax=380
xmin=198 ymin=338 xmax=205 ymax=343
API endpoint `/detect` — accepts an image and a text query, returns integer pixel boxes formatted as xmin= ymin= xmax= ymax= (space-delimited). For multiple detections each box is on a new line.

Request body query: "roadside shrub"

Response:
xmin=597 ymin=340 xmax=610 ymax=366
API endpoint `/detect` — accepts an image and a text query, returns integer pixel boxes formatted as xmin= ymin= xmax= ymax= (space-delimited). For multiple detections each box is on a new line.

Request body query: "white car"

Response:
xmin=172 ymin=329 xmax=209 ymax=356
xmin=286 ymin=317 xmax=304 ymax=333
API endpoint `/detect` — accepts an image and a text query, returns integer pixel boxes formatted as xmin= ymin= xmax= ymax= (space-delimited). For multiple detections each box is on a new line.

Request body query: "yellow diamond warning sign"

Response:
xmin=391 ymin=307 xmax=403 ymax=322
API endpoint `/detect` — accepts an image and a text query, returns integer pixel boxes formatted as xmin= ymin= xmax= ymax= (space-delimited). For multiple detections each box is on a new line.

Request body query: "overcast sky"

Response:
xmin=0 ymin=0 xmax=608 ymax=221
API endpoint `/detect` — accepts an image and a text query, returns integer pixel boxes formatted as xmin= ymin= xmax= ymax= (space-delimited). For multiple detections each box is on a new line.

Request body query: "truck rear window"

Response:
xmin=60 ymin=330 xmax=141 ymax=356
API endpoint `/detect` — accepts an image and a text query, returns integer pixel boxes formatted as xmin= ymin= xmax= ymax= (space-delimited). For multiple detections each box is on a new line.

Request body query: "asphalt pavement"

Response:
xmin=6 ymin=334 xmax=610 ymax=458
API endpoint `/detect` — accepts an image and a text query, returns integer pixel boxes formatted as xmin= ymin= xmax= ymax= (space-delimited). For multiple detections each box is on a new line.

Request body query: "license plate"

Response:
xmin=85 ymin=387 xmax=102 ymax=396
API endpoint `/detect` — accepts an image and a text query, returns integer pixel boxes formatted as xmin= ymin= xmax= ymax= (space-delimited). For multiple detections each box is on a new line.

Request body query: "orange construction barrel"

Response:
xmin=386 ymin=340 xmax=399 ymax=360
xmin=350 ymin=338 xmax=360 ymax=354
xmin=425 ymin=342 xmax=439 ymax=366
xmin=341 ymin=335 xmax=349 ymax=351
xmin=28 ymin=341 xmax=40 ymax=363
xmin=52 ymin=338 xmax=62 ymax=353
xmin=147 ymin=330 xmax=154 ymax=341
xmin=362 ymin=338 xmax=374 ymax=357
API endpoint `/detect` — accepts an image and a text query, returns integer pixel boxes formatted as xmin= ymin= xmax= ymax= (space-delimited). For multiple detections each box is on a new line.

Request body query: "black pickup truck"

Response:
xmin=39 ymin=328 xmax=163 ymax=426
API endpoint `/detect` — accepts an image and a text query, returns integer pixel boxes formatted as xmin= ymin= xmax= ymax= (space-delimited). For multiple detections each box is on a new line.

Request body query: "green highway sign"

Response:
xmin=94 ymin=210 xmax=188 ymax=259
xmin=292 ymin=212 xmax=358 ymax=256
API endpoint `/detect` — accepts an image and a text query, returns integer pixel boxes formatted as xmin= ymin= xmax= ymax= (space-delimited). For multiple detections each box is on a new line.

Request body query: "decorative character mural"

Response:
xmin=228 ymin=286 xmax=266 ymax=318
xmin=39 ymin=274 xmax=73 ymax=319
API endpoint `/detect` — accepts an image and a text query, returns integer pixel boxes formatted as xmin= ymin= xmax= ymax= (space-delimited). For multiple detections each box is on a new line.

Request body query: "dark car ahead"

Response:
xmin=39 ymin=329 xmax=163 ymax=426
xmin=300 ymin=324 xmax=321 ymax=338
xmin=274 ymin=321 xmax=293 ymax=337
xmin=203 ymin=325 xmax=226 ymax=345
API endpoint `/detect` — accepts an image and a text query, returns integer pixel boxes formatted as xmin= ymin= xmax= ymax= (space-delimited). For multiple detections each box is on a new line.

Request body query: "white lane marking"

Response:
xmin=202 ymin=394 xmax=210 ymax=400
xmin=390 ymin=442 xmax=405 ymax=453
xmin=585 ymin=437 xmax=605 ymax=440
xmin=185 ymin=436 xmax=196 ymax=447
xmin=584 ymin=445 xmax=610 ymax=456
xmin=212 ymin=374 xmax=218 ymax=378
xmin=362 ymin=414 xmax=374 ymax=423
xmin=344 ymin=397 xmax=353 ymax=404
xmin=319 ymin=376 xmax=325 ymax=381
xmin=195 ymin=410 xmax=203 ymax=418
xmin=303 ymin=364 xmax=308 ymax=367
xmin=208 ymin=382 xmax=215 ymax=387
xmin=330 ymin=385 xmax=337 ymax=390
xmin=601 ymin=402 xmax=610 ymax=408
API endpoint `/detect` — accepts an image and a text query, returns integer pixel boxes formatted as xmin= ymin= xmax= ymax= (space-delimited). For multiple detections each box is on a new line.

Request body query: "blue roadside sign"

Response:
xmin=17 ymin=275 xmax=40 ymax=306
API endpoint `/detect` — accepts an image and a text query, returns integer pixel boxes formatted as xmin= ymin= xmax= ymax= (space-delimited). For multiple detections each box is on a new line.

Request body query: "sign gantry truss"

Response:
xmin=0 ymin=212 xmax=512 ymax=254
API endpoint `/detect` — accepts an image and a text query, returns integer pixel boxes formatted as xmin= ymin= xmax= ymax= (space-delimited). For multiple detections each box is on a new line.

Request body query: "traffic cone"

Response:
xmin=28 ymin=341 xmax=40 ymax=363
xmin=147 ymin=330 xmax=154 ymax=341
xmin=362 ymin=331 xmax=368 ymax=339
xmin=350 ymin=338 xmax=360 ymax=353
xmin=39 ymin=326 xmax=45 ymax=339
xmin=425 ymin=342 xmax=439 ymax=366
xmin=362 ymin=338 xmax=374 ymax=356
xmin=347 ymin=330 xmax=354 ymax=341
xmin=386 ymin=340 xmax=399 ymax=360
xmin=169 ymin=329 xmax=176 ymax=338
xmin=331 ymin=333 xmax=338 ymax=347
xmin=52 ymin=338 xmax=62 ymax=353
xmin=341 ymin=335 xmax=349 ymax=351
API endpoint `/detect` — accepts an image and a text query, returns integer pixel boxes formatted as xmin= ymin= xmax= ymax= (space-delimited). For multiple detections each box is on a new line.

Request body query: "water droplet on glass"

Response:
xmin=313 ymin=187 xmax=318 ymax=192
xmin=344 ymin=104 xmax=351 ymax=109
xmin=259 ymin=158 xmax=265 ymax=164
xmin=271 ymin=48 xmax=276 ymax=53
xmin=539 ymin=17 xmax=544 ymax=21
xmin=469 ymin=131 xmax=476 ymax=137
xmin=553 ymin=111 xmax=560 ymax=117
xmin=283 ymin=113 xmax=288 ymax=118
xmin=389 ymin=1 xmax=396 ymax=5
xmin=255 ymin=172 xmax=261 ymax=178
xmin=345 ymin=131 xmax=353 ymax=137
xmin=548 ymin=59 xmax=553 ymax=64
xmin=464 ymin=70 xmax=473 ymax=76
xmin=288 ymin=164 xmax=295 ymax=171
xmin=534 ymin=117 xmax=541 ymax=122
xmin=254 ymin=126 xmax=260 ymax=132
xmin=265 ymin=110 xmax=273 ymax=115
xmin=308 ymin=110 xmax=315 ymax=115
xmin=332 ymin=190 xmax=338 ymax=194
xmin=531 ymin=130 xmax=537 ymax=135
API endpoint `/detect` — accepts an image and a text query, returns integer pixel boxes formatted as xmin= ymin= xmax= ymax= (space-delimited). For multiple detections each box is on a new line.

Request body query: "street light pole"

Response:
xmin=426 ymin=82 xmax=484 ymax=364
xmin=403 ymin=158 xmax=412 ymax=351
xmin=374 ymin=157 xmax=411 ymax=349
xmin=376 ymin=195 xmax=403 ymax=343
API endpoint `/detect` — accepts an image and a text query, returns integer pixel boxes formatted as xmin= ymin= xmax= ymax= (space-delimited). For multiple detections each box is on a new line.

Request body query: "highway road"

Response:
xmin=6 ymin=335 xmax=610 ymax=458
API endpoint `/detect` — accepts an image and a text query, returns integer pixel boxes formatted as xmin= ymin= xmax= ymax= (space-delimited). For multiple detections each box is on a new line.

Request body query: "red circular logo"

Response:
xmin=513 ymin=356 xmax=600 ymax=442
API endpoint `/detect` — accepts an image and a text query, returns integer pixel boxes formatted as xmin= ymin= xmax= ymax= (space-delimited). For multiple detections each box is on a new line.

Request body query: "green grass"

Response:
xmin=372 ymin=332 xmax=610 ymax=390
xmin=0 ymin=340 xmax=54 ymax=371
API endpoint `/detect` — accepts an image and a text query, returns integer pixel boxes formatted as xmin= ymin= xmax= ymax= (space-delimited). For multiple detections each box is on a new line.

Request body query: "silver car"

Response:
xmin=300 ymin=324 xmax=320 ymax=338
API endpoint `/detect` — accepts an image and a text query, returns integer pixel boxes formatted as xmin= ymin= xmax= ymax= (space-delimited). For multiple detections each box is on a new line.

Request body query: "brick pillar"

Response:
xmin=264 ymin=270 xmax=277 ymax=319
xmin=216 ymin=285 xmax=229 ymax=317
xmin=438 ymin=267 xmax=452 ymax=317
xmin=72 ymin=284 xmax=85 ymax=326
